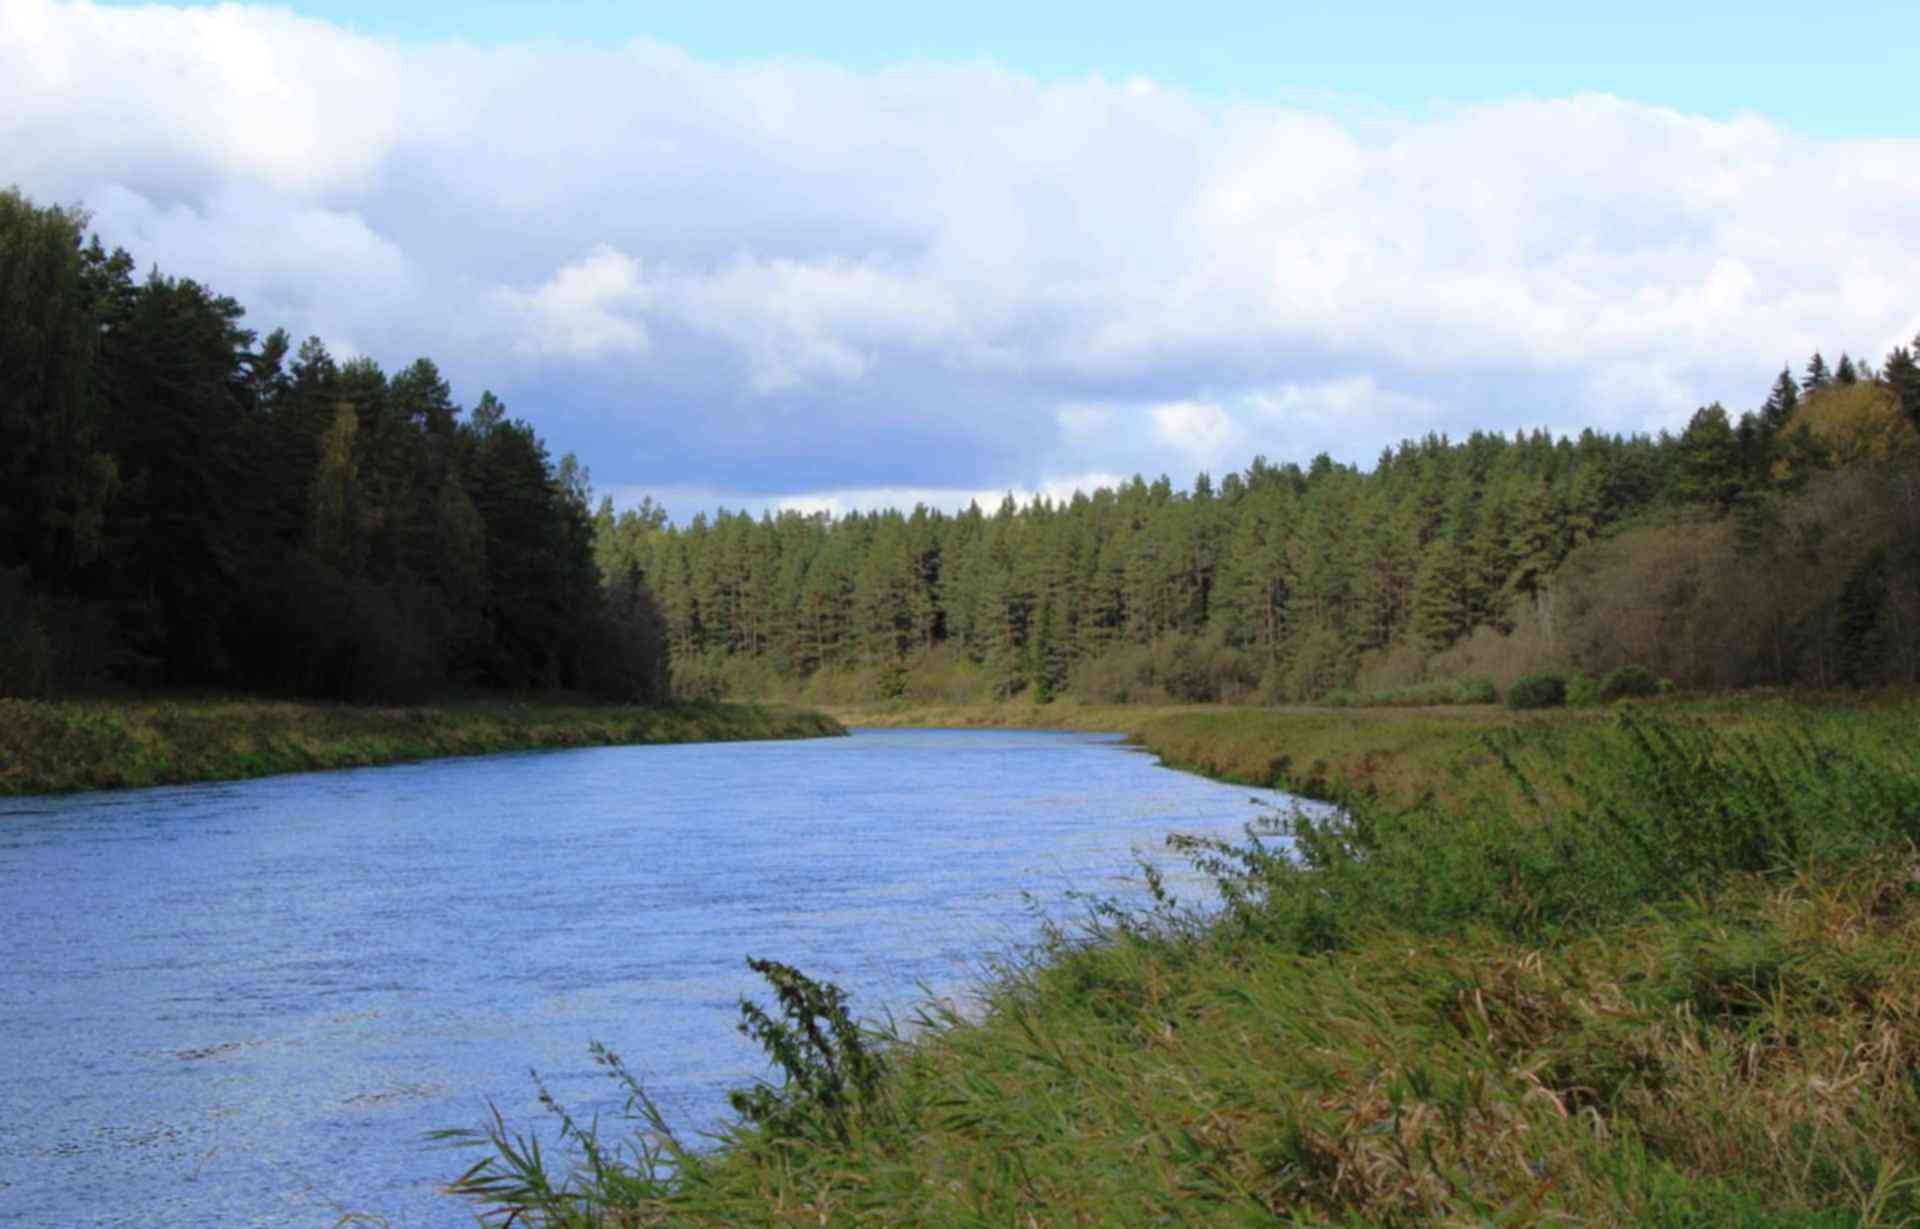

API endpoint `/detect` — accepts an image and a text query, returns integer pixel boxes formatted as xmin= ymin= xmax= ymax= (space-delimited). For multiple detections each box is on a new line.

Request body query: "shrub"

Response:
xmin=1065 ymin=630 xmax=1261 ymax=705
xmin=1371 ymin=681 xmax=1457 ymax=706
xmin=1349 ymin=637 xmax=1430 ymax=694
xmin=1281 ymin=623 xmax=1358 ymax=702
xmin=899 ymin=643 xmax=996 ymax=706
xmin=1600 ymin=664 xmax=1662 ymax=701
xmin=1451 ymin=676 xmax=1498 ymax=705
xmin=1426 ymin=618 xmax=1559 ymax=692
xmin=1566 ymin=671 xmax=1600 ymax=707
xmin=1332 ymin=677 xmax=1500 ymax=708
xmin=1508 ymin=673 xmax=1567 ymax=710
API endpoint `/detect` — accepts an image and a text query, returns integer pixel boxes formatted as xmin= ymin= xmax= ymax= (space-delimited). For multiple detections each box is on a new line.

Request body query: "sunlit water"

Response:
xmin=0 ymin=728 xmax=1294 ymax=1227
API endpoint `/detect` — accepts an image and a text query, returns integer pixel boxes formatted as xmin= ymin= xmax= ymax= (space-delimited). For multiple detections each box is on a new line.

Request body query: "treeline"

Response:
xmin=0 ymin=188 xmax=668 ymax=703
xmin=606 ymin=350 xmax=1920 ymax=704
xmin=9 ymin=180 xmax=1914 ymax=708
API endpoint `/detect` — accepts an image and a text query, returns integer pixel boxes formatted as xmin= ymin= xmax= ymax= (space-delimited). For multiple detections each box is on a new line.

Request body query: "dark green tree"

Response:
xmin=1885 ymin=342 xmax=1920 ymax=435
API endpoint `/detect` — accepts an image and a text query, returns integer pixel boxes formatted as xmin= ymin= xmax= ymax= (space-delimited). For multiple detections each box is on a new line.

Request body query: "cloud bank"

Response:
xmin=7 ymin=0 xmax=1919 ymax=512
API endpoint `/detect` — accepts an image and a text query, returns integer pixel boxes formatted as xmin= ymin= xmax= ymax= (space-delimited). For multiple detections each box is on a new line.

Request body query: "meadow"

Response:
xmin=438 ymin=694 xmax=1920 ymax=1226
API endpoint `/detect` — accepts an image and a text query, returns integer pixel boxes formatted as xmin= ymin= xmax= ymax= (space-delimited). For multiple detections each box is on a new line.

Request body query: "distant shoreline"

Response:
xmin=0 ymin=697 xmax=845 ymax=797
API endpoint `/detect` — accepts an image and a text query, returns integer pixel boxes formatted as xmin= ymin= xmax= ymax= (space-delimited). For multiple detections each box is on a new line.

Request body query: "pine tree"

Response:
xmin=1885 ymin=343 xmax=1920 ymax=435
xmin=1759 ymin=366 xmax=1799 ymax=435
xmin=1505 ymin=476 xmax=1562 ymax=611
xmin=1674 ymin=404 xmax=1743 ymax=511
xmin=0 ymin=192 xmax=121 ymax=592
xmin=1802 ymin=352 xmax=1831 ymax=392
xmin=1411 ymin=535 xmax=1471 ymax=651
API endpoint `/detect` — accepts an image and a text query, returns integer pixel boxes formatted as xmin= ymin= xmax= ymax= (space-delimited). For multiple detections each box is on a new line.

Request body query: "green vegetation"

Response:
xmin=1600 ymin=664 xmax=1664 ymax=702
xmin=2 ymin=188 xmax=668 ymax=705
xmin=1324 ymin=676 xmax=1500 ymax=708
xmin=440 ymin=700 xmax=1920 ymax=1225
xmin=1507 ymin=672 xmax=1568 ymax=710
xmin=0 ymin=697 xmax=842 ymax=796
xmin=8 ymin=182 xmax=1916 ymax=726
xmin=595 ymin=348 xmax=1919 ymax=711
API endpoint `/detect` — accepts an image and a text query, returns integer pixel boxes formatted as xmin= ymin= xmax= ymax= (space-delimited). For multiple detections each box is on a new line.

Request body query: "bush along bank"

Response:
xmin=441 ymin=704 xmax=1920 ymax=1226
xmin=0 ymin=698 xmax=844 ymax=796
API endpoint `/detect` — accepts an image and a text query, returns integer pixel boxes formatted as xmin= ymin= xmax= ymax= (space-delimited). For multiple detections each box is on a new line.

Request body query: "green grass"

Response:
xmin=436 ymin=700 xmax=1920 ymax=1226
xmin=832 ymin=691 xmax=1919 ymax=811
xmin=0 ymin=697 xmax=844 ymax=795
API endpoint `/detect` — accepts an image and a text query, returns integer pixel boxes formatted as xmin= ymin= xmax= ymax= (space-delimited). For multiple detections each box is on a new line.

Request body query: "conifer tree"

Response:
xmin=1411 ymin=535 xmax=1471 ymax=651
xmin=1760 ymin=366 xmax=1799 ymax=435
xmin=1674 ymin=404 xmax=1743 ymax=511
xmin=1885 ymin=343 xmax=1920 ymax=434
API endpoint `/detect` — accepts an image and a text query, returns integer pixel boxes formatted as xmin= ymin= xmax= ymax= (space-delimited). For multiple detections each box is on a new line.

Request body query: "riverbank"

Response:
xmin=0 ymin=697 xmax=844 ymax=795
xmin=827 ymin=691 xmax=1892 ymax=810
xmin=446 ymin=693 xmax=1920 ymax=1225
xmin=826 ymin=697 xmax=1532 ymax=807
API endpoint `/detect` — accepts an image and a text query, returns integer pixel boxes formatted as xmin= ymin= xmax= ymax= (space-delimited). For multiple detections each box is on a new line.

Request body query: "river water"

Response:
xmin=0 ymin=728 xmax=1289 ymax=1227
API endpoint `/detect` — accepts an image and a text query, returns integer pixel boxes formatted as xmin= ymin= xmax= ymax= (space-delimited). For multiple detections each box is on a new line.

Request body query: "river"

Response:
xmin=0 ymin=728 xmax=1291 ymax=1227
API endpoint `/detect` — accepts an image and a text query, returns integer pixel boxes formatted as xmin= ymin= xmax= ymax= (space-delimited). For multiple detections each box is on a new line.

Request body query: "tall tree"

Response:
xmin=1885 ymin=342 xmax=1920 ymax=435
xmin=0 ymin=192 xmax=119 ymax=591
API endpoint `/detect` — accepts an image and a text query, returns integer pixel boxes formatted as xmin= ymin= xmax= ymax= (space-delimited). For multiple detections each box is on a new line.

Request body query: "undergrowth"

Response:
xmin=438 ymin=706 xmax=1920 ymax=1226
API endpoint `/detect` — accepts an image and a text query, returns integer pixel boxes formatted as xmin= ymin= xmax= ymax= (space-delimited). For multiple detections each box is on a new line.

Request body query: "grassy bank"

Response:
xmin=441 ymin=696 xmax=1920 ymax=1226
xmin=0 ymin=697 xmax=844 ymax=796
xmin=831 ymin=692 xmax=1915 ymax=810
xmin=832 ymin=697 xmax=1531 ymax=807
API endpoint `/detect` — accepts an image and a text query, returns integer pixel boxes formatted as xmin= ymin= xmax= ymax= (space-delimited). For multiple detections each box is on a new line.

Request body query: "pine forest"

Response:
xmin=6 ymin=185 xmax=1919 ymax=709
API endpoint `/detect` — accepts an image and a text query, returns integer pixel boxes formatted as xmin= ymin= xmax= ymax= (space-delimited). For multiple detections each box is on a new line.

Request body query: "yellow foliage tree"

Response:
xmin=1783 ymin=382 xmax=1914 ymax=466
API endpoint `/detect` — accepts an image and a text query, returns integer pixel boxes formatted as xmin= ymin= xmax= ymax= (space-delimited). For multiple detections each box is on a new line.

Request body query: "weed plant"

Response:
xmin=440 ymin=707 xmax=1920 ymax=1226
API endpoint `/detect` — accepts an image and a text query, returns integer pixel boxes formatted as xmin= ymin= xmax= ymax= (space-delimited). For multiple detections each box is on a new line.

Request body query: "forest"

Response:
xmin=0 ymin=188 xmax=667 ymax=704
xmin=6 ymin=183 xmax=1918 ymax=710
xmin=607 ymin=347 xmax=1920 ymax=705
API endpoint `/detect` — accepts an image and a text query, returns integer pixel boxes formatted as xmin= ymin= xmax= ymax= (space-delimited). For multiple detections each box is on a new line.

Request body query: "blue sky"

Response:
xmin=95 ymin=0 xmax=1918 ymax=136
xmin=16 ymin=1 xmax=1920 ymax=517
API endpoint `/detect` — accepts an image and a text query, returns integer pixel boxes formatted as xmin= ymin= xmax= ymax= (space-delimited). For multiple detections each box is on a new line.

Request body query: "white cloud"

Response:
xmin=1 ymin=0 xmax=410 ymax=195
xmin=83 ymin=182 xmax=416 ymax=323
xmin=495 ymin=245 xmax=650 ymax=359
xmin=773 ymin=473 xmax=1129 ymax=518
xmin=8 ymin=2 xmax=1920 ymax=502
xmin=1246 ymin=377 xmax=1442 ymax=437
xmin=1151 ymin=400 xmax=1242 ymax=465
xmin=659 ymin=255 xmax=964 ymax=391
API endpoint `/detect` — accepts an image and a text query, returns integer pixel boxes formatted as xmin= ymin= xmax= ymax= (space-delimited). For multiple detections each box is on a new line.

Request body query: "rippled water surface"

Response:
xmin=0 ymin=728 xmax=1288 ymax=1226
